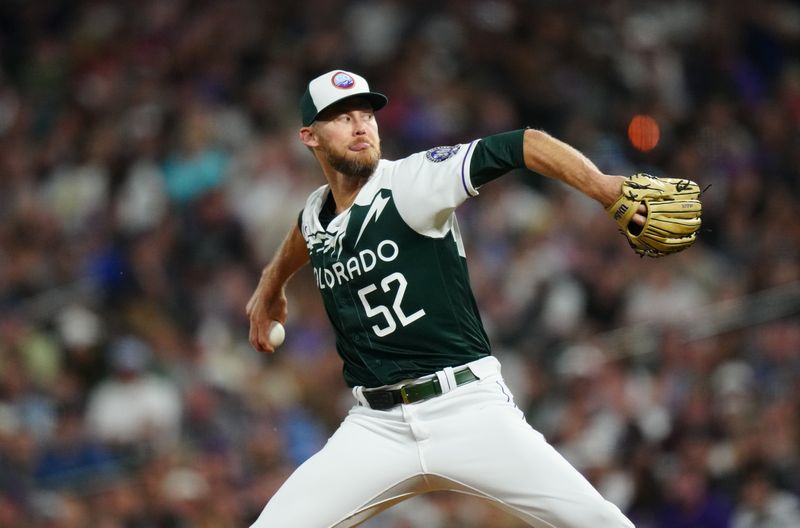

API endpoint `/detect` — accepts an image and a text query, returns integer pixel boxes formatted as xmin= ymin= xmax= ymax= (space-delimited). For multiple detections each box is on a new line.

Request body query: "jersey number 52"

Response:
xmin=357 ymin=272 xmax=426 ymax=337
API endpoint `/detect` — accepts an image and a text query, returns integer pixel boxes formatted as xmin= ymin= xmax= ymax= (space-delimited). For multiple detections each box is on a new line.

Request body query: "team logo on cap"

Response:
xmin=331 ymin=72 xmax=355 ymax=89
xmin=425 ymin=144 xmax=461 ymax=162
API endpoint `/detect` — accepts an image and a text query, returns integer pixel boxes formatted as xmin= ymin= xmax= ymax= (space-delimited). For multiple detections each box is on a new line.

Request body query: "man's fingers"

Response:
xmin=249 ymin=322 xmax=262 ymax=352
xmin=247 ymin=288 xmax=286 ymax=354
xmin=631 ymin=203 xmax=648 ymax=226
xmin=251 ymin=332 xmax=274 ymax=354
xmin=250 ymin=319 xmax=276 ymax=354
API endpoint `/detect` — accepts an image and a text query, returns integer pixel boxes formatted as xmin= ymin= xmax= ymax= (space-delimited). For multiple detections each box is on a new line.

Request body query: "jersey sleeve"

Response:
xmin=389 ymin=140 xmax=482 ymax=237
xmin=469 ymin=129 xmax=526 ymax=188
xmin=390 ymin=130 xmax=527 ymax=237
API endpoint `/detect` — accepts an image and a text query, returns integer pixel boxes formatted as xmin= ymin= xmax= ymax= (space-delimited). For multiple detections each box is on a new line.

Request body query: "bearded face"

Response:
xmin=307 ymin=98 xmax=382 ymax=181
xmin=317 ymin=133 xmax=381 ymax=180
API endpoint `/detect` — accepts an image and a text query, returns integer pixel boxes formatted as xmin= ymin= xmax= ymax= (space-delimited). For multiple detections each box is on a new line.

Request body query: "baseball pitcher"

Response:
xmin=246 ymin=69 xmax=701 ymax=527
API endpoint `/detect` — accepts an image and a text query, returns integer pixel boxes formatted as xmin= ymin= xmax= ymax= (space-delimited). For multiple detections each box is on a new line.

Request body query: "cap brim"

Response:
xmin=305 ymin=92 xmax=388 ymax=126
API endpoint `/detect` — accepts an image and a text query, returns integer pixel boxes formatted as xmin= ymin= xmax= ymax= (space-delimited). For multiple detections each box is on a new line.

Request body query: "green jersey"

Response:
xmin=300 ymin=130 xmax=525 ymax=387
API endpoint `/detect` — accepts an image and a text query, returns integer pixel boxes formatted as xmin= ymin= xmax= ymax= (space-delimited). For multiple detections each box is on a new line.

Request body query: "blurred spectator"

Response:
xmin=34 ymin=402 xmax=118 ymax=491
xmin=732 ymin=463 xmax=800 ymax=528
xmin=85 ymin=336 xmax=181 ymax=453
xmin=656 ymin=465 xmax=732 ymax=528
xmin=161 ymin=106 xmax=230 ymax=204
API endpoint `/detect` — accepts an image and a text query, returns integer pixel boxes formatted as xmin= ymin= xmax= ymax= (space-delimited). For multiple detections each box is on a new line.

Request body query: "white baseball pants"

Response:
xmin=250 ymin=356 xmax=634 ymax=528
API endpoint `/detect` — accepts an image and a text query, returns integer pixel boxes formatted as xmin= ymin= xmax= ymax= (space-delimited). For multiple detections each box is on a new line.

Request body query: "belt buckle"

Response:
xmin=399 ymin=385 xmax=412 ymax=404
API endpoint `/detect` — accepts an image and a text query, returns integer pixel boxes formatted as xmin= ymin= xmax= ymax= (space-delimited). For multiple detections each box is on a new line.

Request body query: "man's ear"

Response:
xmin=299 ymin=127 xmax=318 ymax=148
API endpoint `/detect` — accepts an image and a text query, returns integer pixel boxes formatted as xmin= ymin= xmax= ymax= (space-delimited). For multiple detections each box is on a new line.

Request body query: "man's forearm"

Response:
xmin=259 ymin=224 xmax=310 ymax=292
xmin=522 ymin=128 xmax=622 ymax=207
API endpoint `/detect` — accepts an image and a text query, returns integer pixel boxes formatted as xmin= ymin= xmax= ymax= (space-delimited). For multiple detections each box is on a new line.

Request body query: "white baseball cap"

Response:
xmin=300 ymin=70 xmax=388 ymax=126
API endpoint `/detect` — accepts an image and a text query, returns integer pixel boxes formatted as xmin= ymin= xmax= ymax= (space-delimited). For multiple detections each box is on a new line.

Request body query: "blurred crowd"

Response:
xmin=0 ymin=0 xmax=799 ymax=527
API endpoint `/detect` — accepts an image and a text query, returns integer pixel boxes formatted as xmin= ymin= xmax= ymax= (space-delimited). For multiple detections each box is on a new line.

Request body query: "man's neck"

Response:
xmin=324 ymin=169 xmax=370 ymax=214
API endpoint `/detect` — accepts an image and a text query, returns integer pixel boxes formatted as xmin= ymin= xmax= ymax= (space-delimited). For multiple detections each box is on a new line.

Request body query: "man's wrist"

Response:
xmin=595 ymin=175 xmax=624 ymax=208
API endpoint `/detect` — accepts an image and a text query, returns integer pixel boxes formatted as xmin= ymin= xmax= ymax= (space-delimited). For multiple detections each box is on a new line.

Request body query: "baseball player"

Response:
xmin=246 ymin=69 xmax=640 ymax=527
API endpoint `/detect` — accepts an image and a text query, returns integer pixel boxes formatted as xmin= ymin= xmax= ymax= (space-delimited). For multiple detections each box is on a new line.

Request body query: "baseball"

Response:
xmin=268 ymin=321 xmax=285 ymax=348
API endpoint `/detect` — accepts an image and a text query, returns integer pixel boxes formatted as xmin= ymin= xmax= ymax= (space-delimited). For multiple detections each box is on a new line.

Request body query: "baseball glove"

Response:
xmin=606 ymin=173 xmax=702 ymax=258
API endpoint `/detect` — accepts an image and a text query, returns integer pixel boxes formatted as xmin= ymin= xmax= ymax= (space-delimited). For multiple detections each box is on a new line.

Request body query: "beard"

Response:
xmin=321 ymin=141 xmax=381 ymax=180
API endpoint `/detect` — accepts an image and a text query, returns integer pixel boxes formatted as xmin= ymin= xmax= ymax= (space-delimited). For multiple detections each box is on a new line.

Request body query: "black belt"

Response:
xmin=362 ymin=368 xmax=478 ymax=410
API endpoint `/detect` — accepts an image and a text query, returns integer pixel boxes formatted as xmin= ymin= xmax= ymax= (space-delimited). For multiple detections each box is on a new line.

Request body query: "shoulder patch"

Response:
xmin=425 ymin=144 xmax=461 ymax=163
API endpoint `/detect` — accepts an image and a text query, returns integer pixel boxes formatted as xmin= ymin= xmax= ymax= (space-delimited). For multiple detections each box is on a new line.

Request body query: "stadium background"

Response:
xmin=0 ymin=1 xmax=798 ymax=526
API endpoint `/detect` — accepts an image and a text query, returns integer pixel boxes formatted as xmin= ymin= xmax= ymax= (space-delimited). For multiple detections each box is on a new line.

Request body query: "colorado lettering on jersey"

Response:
xmin=313 ymin=239 xmax=399 ymax=290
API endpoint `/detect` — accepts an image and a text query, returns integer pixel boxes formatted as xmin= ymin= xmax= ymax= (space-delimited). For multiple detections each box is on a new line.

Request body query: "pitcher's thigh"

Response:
xmin=426 ymin=405 xmax=633 ymax=528
xmin=250 ymin=412 xmax=422 ymax=528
